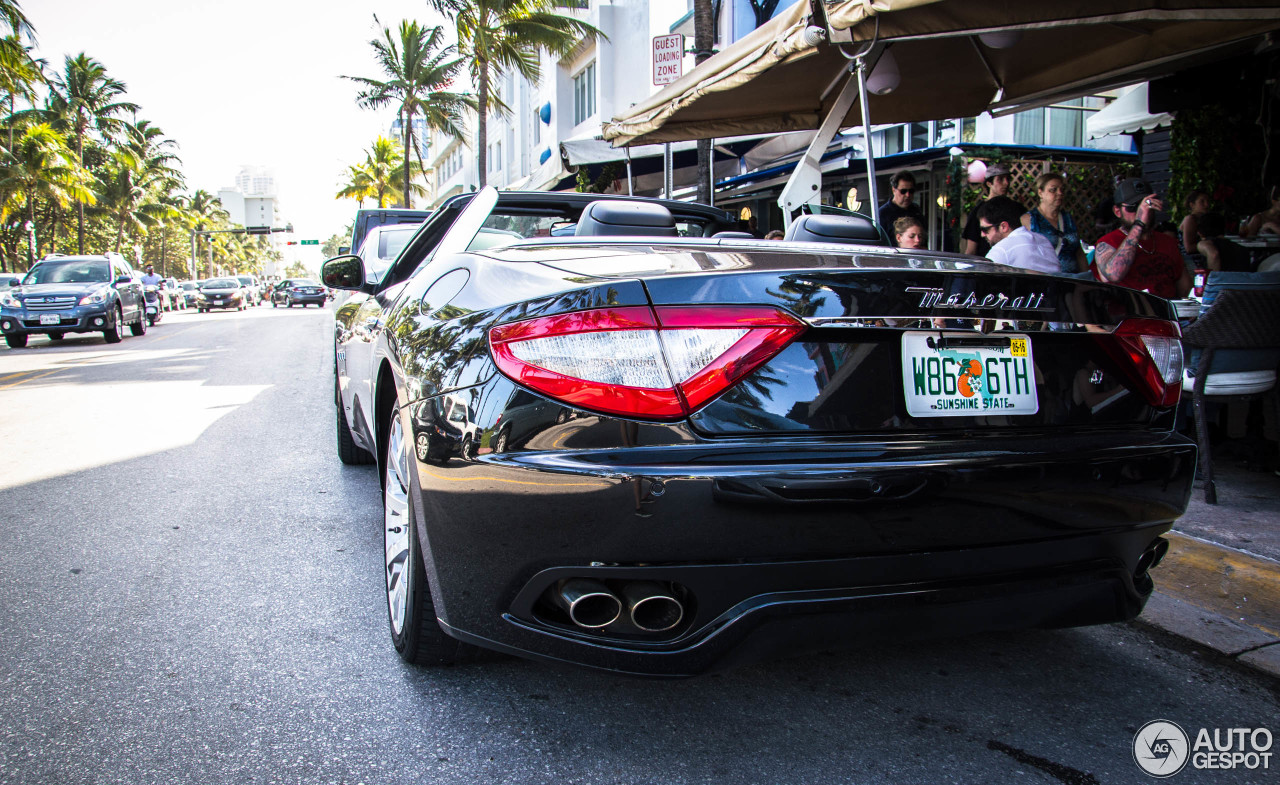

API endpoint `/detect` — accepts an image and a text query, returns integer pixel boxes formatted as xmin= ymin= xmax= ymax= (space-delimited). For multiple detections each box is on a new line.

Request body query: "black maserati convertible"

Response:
xmin=324 ymin=187 xmax=1194 ymax=676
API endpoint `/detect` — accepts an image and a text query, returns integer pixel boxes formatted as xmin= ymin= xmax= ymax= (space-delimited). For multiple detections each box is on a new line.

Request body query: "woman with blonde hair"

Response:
xmin=1021 ymin=171 xmax=1087 ymax=273
xmin=894 ymin=216 xmax=925 ymax=249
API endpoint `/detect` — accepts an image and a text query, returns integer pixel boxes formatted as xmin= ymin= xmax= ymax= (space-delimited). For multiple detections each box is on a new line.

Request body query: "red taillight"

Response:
xmin=1107 ymin=318 xmax=1184 ymax=408
xmin=489 ymin=305 xmax=804 ymax=420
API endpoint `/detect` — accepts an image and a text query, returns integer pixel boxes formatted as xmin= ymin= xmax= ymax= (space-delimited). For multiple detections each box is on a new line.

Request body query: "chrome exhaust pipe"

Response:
xmin=558 ymin=579 xmax=622 ymax=629
xmin=623 ymin=581 xmax=684 ymax=632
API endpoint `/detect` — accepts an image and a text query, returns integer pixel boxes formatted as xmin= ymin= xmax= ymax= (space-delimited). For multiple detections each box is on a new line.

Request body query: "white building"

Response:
xmin=218 ymin=165 xmax=286 ymax=277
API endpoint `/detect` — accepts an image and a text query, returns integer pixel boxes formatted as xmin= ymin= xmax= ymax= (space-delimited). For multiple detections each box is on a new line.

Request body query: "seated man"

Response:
xmin=1093 ymin=178 xmax=1191 ymax=298
xmin=976 ymin=196 xmax=1059 ymax=273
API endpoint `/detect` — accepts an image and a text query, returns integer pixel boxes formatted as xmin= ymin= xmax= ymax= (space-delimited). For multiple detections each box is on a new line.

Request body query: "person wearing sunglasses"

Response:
xmin=878 ymin=171 xmax=924 ymax=247
xmin=1093 ymin=178 xmax=1191 ymax=299
xmin=975 ymin=196 xmax=1059 ymax=274
xmin=962 ymin=162 xmax=1022 ymax=257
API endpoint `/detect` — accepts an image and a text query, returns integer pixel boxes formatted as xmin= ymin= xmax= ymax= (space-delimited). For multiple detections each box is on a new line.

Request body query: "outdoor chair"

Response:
xmin=1180 ymin=287 xmax=1280 ymax=504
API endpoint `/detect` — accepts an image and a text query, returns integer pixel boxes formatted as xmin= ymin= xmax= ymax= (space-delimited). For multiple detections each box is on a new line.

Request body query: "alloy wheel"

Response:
xmin=384 ymin=412 xmax=411 ymax=637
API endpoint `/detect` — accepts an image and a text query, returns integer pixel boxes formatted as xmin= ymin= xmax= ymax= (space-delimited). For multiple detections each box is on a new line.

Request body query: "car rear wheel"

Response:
xmin=132 ymin=310 xmax=148 ymax=335
xmin=103 ymin=308 xmax=122 ymax=343
xmin=5 ymin=333 xmax=27 ymax=348
xmin=384 ymin=402 xmax=475 ymax=666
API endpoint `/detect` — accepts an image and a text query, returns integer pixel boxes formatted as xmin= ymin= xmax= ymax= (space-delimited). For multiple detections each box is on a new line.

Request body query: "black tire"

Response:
xmin=5 ymin=333 xmax=27 ymax=348
xmin=493 ymin=428 xmax=509 ymax=454
xmin=135 ymin=312 xmax=150 ymax=334
xmin=103 ymin=308 xmax=122 ymax=343
xmin=47 ymin=332 xmax=64 ymax=342
xmin=272 ymin=300 xmax=278 ymax=308
xmin=335 ymin=371 xmax=375 ymax=466
xmin=383 ymin=401 xmax=476 ymax=666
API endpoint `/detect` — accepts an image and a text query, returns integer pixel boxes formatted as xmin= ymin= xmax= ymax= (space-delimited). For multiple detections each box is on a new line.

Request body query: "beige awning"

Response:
xmin=603 ymin=0 xmax=1280 ymax=146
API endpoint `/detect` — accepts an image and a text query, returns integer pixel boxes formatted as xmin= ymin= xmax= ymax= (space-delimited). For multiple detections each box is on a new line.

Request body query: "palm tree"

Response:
xmin=44 ymin=53 xmax=138 ymax=253
xmin=0 ymin=123 xmax=94 ymax=267
xmin=337 ymin=136 xmax=410 ymax=208
xmin=344 ymin=17 xmax=473 ymax=208
xmin=430 ymin=0 xmax=603 ymax=188
xmin=0 ymin=35 xmax=44 ymax=150
xmin=187 ymin=189 xmax=228 ymax=278
xmin=0 ymin=0 xmax=34 ymax=41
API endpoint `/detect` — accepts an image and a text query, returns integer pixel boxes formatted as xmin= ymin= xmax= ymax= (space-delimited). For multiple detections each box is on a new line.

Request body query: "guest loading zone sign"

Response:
xmin=653 ymin=34 xmax=683 ymax=85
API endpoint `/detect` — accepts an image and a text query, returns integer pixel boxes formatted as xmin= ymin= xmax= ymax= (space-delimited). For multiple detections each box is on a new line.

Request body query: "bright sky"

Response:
xmin=35 ymin=0 xmax=450 ymax=271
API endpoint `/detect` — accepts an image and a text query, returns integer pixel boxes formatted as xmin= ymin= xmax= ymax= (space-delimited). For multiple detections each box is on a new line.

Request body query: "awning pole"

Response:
xmin=708 ymin=136 xmax=715 ymax=208
xmin=625 ymin=147 xmax=633 ymax=196
xmin=854 ymin=55 xmax=879 ymax=221
xmin=664 ymin=143 xmax=672 ymax=199
xmin=777 ymin=67 xmax=861 ymax=228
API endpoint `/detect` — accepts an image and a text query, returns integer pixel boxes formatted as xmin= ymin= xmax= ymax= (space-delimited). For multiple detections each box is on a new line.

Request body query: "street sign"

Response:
xmin=653 ymin=34 xmax=683 ymax=86
xmin=299 ymin=240 xmax=319 ymax=245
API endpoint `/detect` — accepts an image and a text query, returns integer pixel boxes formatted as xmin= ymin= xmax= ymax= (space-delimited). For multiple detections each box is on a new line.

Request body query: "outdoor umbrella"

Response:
xmin=603 ymin=0 xmax=1280 ymax=147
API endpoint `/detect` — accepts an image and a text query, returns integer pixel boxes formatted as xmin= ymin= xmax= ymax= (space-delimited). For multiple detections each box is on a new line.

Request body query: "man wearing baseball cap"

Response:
xmin=962 ymin=162 xmax=1023 ymax=257
xmin=1093 ymin=178 xmax=1191 ymax=299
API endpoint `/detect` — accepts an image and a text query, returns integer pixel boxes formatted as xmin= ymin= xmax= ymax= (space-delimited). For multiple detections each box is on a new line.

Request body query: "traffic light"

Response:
xmin=285 ymin=241 xmax=298 ymax=246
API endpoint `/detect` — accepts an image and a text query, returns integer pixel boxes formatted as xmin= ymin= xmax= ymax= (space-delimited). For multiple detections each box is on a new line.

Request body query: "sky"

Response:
xmin=35 ymin=0 xmax=451 ymax=271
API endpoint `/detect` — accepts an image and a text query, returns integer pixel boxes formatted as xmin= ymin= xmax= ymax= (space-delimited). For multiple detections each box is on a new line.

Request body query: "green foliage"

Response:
xmin=574 ymin=161 xmax=620 ymax=194
xmin=284 ymin=260 xmax=311 ymax=279
xmin=322 ymin=230 xmax=349 ymax=258
xmin=1169 ymin=104 xmax=1264 ymax=228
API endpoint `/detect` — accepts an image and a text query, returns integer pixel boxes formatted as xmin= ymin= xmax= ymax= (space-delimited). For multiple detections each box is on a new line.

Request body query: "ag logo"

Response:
xmin=1134 ymin=720 xmax=1190 ymax=777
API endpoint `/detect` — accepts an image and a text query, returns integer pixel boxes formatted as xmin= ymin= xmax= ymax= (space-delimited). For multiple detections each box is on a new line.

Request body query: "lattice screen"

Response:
xmin=1003 ymin=159 xmax=1136 ymax=246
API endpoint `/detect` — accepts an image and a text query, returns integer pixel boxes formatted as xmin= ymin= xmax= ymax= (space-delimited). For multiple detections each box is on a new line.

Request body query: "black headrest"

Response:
xmin=713 ymin=231 xmax=755 ymax=239
xmin=783 ymin=214 xmax=885 ymax=245
xmin=575 ymin=200 xmax=678 ymax=237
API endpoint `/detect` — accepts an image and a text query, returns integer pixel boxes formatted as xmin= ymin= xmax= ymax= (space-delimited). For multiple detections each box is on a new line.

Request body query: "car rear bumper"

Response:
xmin=408 ymin=403 xmax=1196 ymax=676
xmin=290 ymin=294 xmax=327 ymax=305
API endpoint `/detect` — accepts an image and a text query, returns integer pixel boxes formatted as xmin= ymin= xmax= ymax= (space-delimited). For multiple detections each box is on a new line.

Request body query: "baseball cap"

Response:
xmin=1114 ymin=177 xmax=1153 ymax=207
xmin=986 ymin=163 xmax=1010 ymax=178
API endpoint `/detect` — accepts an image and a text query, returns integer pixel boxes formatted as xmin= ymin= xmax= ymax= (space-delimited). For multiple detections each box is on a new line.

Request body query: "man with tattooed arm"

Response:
xmin=1093 ymin=178 xmax=1191 ymax=299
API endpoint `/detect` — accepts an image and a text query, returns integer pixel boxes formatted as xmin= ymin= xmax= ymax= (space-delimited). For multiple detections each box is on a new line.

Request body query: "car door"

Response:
xmin=116 ymin=263 xmax=143 ymax=321
xmin=337 ymin=195 xmax=481 ymax=443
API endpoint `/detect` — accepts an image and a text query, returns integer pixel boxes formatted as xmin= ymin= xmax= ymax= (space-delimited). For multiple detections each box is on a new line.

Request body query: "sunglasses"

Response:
xmin=979 ymin=223 xmax=1000 ymax=234
xmin=1121 ymin=203 xmax=1140 ymax=212
xmin=897 ymin=188 xmax=915 ymax=195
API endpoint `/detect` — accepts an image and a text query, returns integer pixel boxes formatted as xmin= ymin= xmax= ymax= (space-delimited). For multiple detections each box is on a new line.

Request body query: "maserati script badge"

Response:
xmin=906 ymin=287 xmax=1051 ymax=312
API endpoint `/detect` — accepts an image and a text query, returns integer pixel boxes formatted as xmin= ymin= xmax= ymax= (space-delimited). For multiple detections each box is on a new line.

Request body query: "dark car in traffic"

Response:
xmin=272 ymin=278 xmax=327 ymax=308
xmin=195 ymin=277 xmax=247 ymax=312
xmin=324 ymin=187 xmax=1194 ymax=676
xmin=0 ymin=253 xmax=148 ymax=347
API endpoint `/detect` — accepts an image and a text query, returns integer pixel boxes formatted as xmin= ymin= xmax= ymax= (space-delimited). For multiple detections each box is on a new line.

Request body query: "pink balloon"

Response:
xmin=967 ymin=160 xmax=987 ymax=184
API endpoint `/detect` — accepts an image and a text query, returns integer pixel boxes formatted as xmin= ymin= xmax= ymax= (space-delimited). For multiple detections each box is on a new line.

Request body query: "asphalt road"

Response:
xmin=1 ymin=305 xmax=1277 ymax=785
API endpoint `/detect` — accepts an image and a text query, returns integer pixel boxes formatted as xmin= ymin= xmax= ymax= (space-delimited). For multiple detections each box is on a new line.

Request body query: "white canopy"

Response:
xmin=1087 ymin=83 xmax=1174 ymax=138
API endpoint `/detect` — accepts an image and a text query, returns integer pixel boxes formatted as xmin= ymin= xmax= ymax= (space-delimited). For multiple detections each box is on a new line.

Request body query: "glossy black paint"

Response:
xmin=331 ymin=192 xmax=1195 ymax=675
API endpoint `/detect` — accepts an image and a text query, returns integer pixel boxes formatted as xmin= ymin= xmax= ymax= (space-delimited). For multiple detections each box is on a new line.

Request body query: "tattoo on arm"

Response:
xmin=1095 ymin=225 xmax=1144 ymax=281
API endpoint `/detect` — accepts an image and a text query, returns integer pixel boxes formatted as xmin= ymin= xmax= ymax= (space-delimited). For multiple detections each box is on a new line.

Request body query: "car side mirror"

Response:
xmin=114 ymin=275 xmax=132 ymax=285
xmin=322 ymin=255 xmax=365 ymax=290
xmin=6 ymin=277 xmax=19 ymax=287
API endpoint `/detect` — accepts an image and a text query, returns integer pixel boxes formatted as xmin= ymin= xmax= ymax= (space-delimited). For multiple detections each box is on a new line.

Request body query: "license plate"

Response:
xmin=902 ymin=333 xmax=1038 ymax=417
xmin=40 ymin=314 xmax=61 ymax=325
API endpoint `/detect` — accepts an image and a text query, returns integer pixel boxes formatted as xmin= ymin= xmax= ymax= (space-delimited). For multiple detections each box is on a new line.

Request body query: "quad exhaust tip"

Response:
xmin=558 ymin=578 xmax=622 ymax=628
xmin=554 ymin=578 xmax=686 ymax=634
xmin=623 ymin=581 xmax=684 ymax=632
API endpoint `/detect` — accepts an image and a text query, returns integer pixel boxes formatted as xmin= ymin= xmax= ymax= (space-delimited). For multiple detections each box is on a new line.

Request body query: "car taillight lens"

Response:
xmin=489 ymin=306 xmax=805 ymax=420
xmin=1108 ymin=318 xmax=1183 ymax=408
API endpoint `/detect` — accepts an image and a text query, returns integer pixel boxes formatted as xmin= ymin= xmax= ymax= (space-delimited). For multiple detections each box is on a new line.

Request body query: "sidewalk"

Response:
xmin=1138 ymin=447 xmax=1280 ymax=680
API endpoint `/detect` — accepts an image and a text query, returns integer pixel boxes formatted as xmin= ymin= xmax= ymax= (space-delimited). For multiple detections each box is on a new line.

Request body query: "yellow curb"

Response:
xmin=1154 ymin=533 xmax=1280 ymax=638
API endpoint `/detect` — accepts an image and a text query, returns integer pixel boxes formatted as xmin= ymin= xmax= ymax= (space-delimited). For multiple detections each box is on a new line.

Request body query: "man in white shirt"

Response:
xmin=977 ymin=196 xmax=1059 ymax=274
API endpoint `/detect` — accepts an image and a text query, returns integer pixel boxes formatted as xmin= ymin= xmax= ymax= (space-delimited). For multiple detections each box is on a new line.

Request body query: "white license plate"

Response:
xmin=39 ymin=314 xmax=61 ymax=325
xmin=902 ymin=332 xmax=1038 ymax=417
